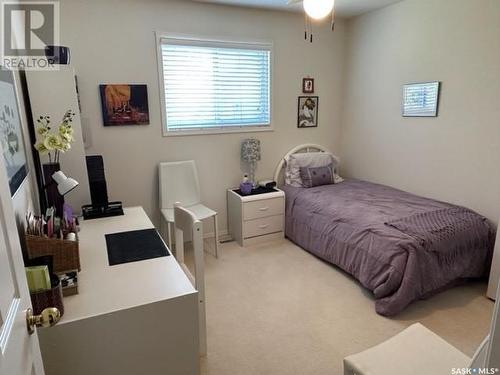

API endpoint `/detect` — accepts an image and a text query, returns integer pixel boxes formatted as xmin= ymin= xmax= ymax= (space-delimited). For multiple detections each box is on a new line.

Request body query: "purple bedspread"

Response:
xmin=283 ymin=179 xmax=494 ymax=316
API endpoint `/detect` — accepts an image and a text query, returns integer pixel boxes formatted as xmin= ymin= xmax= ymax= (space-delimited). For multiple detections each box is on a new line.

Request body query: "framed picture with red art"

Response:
xmin=302 ymin=78 xmax=314 ymax=94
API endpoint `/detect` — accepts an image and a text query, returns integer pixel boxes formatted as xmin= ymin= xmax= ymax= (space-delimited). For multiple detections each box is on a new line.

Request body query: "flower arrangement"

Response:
xmin=34 ymin=110 xmax=76 ymax=164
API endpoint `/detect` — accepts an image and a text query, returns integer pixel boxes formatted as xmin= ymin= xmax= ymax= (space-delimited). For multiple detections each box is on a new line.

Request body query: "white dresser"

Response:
xmin=487 ymin=226 xmax=500 ymax=300
xmin=227 ymin=188 xmax=285 ymax=246
xmin=38 ymin=207 xmax=200 ymax=375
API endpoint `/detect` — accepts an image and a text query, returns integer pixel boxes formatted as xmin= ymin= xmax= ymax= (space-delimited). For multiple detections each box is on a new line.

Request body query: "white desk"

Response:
xmin=39 ymin=207 xmax=200 ymax=375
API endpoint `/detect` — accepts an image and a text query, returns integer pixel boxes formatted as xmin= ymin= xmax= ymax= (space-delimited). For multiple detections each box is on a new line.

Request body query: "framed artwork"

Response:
xmin=302 ymin=78 xmax=314 ymax=94
xmin=402 ymin=81 xmax=441 ymax=117
xmin=297 ymin=96 xmax=319 ymax=128
xmin=0 ymin=68 xmax=28 ymax=196
xmin=99 ymin=84 xmax=150 ymax=126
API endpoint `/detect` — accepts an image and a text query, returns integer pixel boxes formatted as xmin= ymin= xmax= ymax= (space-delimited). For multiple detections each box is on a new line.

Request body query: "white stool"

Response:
xmin=174 ymin=203 xmax=207 ymax=356
xmin=343 ymin=323 xmax=470 ymax=375
xmin=344 ymin=280 xmax=500 ymax=374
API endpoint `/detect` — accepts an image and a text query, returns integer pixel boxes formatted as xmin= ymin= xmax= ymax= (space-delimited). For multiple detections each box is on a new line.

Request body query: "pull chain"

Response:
xmin=305 ymin=15 xmax=313 ymax=43
xmin=304 ymin=13 xmax=308 ymax=41
xmin=310 ymin=20 xmax=313 ymax=43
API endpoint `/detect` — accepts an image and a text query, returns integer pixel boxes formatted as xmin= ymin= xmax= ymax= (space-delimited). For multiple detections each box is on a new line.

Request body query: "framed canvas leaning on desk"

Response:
xmin=38 ymin=207 xmax=200 ymax=375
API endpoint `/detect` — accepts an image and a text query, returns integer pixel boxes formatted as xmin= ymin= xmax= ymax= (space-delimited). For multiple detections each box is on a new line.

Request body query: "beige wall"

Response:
xmin=59 ymin=0 xmax=499 ymax=230
xmin=340 ymin=0 xmax=500 ymax=224
xmin=59 ymin=0 xmax=346 ymax=231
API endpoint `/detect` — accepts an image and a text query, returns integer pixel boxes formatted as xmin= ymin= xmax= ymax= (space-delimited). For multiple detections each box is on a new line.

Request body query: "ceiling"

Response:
xmin=193 ymin=0 xmax=402 ymax=18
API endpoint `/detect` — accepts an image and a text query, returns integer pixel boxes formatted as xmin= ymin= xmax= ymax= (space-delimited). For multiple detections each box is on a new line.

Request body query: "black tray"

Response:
xmin=233 ymin=187 xmax=279 ymax=197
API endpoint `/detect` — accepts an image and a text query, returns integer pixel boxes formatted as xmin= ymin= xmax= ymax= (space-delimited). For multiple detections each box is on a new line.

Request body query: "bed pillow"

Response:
xmin=284 ymin=157 xmax=302 ymax=187
xmin=290 ymin=152 xmax=338 ymax=169
xmin=285 ymin=152 xmax=342 ymax=187
xmin=300 ymin=164 xmax=335 ymax=188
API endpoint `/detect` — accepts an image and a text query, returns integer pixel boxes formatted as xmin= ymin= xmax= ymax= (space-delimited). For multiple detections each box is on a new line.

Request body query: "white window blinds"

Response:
xmin=402 ymin=81 xmax=440 ymax=117
xmin=160 ymin=37 xmax=272 ymax=133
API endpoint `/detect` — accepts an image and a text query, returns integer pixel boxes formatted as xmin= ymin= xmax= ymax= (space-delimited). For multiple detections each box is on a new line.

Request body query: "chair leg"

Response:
xmin=213 ymin=214 xmax=219 ymax=259
xmin=167 ymin=221 xmax=173 ymax=254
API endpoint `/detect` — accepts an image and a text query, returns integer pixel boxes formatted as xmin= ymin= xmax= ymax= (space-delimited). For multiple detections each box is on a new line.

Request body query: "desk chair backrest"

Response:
xmin=173 ymin=203 xmax=207 ymax=356
xmin=159 ymin=160 xmax=201 ymax=209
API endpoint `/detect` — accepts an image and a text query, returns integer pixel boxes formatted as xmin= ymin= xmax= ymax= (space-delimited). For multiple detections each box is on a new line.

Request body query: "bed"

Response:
xmin=274 ymin=144 xmax=494 ymax=316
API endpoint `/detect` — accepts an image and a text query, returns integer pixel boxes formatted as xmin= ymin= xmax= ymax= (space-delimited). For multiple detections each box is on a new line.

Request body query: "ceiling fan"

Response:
xmin=287 ymin=0 xmax=336 ymax=42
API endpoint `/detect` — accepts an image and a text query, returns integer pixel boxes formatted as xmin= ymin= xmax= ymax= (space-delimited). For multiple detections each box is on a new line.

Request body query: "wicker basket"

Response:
xmin=26 ymin=235 xmax=81 ymax=273
xmin=30 ymin=283 xmax=64 ymax=317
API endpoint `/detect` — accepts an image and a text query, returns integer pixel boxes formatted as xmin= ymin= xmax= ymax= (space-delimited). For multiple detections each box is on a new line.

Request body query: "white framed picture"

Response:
xmin=0 ymin=69 xmax=28 ymax=196
xmin=402 ymin=81 xmax=441 ymax=117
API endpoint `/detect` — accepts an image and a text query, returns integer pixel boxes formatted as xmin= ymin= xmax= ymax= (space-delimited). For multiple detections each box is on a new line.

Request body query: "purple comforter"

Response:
xmin=283 ymin=179 xmax=494 ymax=316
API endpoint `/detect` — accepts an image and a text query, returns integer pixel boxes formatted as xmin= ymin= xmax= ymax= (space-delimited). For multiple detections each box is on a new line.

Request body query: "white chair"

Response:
xmin=159 ymin=160 xmax=219 ymax=258
xmin=344 ymin=280 xmax=500 ymax=375
xmin=174 ymin=203 xmax=207 ymax=356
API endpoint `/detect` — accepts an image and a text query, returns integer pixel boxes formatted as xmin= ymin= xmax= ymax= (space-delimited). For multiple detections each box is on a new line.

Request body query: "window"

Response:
xmin=157 ymin=35 xmax=272 ymax=135
xmin=402 ymin=81 xmax=441 ymax=117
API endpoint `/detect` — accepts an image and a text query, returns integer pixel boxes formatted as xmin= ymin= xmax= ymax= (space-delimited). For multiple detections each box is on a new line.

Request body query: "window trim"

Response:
xmin=155 ymin=32 xmax=274 ymax=137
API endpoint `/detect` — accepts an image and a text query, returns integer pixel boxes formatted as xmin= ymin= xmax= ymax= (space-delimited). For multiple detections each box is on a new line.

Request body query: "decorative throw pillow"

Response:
xmin=300 ymin=164 xmax=335 ymax=188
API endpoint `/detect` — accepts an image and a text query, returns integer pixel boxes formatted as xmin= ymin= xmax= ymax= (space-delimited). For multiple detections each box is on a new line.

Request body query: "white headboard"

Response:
xmin=273 ymin=144 xmax=340 ymax=186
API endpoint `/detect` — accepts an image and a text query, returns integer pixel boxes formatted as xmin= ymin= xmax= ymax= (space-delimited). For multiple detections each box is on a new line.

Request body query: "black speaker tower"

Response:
xmin=82 ymin=155 xmax=123 ymax=220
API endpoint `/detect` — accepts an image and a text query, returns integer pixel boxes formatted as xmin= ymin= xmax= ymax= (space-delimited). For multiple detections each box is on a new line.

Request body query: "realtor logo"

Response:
xmin=1 ymin=1 xmax=60 ymax=70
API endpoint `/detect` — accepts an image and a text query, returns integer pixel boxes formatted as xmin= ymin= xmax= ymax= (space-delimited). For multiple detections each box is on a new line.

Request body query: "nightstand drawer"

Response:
xmin=243 ymin=215 xmax=283 ymax=238
xmin=243 ymin=198 xmax=284 ymax=221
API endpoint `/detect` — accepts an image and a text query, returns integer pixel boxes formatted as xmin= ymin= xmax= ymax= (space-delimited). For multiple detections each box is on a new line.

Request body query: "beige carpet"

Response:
xmin=186 ymin=238 xmax=494 ymax=375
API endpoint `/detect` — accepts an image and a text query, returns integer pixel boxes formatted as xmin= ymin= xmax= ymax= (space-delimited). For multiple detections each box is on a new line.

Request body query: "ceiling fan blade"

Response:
xmin=287 ymin=0 xmax=302 ymax=5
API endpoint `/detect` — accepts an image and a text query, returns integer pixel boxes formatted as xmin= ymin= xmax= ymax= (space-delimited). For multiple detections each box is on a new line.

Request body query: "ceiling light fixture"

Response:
xmin=288 ymin=0 xmax=336 ymax=42
xmin=303 ymin=0 xmax=335 ymax=20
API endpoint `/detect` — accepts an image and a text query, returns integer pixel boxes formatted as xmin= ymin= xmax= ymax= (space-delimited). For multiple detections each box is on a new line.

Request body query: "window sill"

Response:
xmin=162 ymin=126 xmax=274 ymax=137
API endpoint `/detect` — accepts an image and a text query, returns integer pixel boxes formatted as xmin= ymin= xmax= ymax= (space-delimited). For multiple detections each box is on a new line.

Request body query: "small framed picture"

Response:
xmin=402 ymin=81 xmax=441 ymax=117
xmin=297 ymin=96 xmax=319 ymax=128
xmin=302 ymin=78 xmax=314 ymax=94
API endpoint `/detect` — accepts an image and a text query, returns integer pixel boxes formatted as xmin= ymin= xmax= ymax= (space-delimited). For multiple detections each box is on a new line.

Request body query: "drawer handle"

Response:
xmin=259 ymin=207 xmax=269 ymax=211
xmin=258 ymin=224 xmax=269 ymax=229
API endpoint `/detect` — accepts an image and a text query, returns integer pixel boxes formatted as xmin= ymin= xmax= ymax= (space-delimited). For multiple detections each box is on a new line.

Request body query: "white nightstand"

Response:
xmin=227 ymin=188 xmax=285 ymax=247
